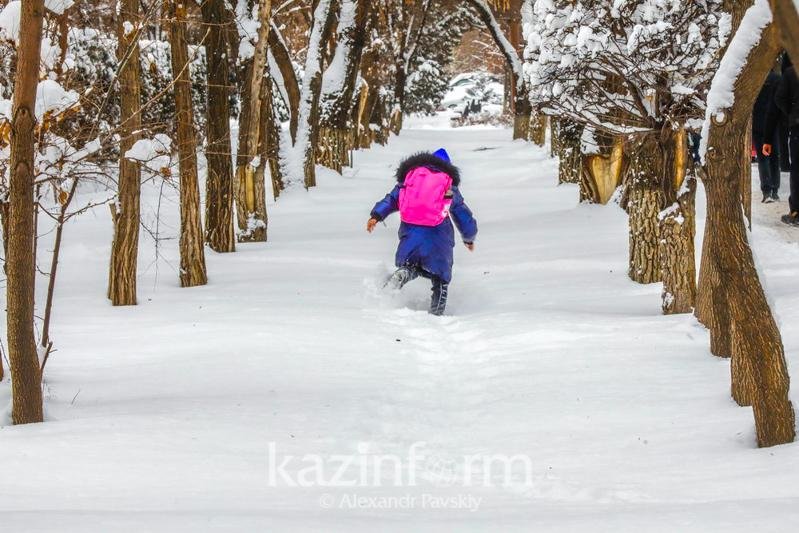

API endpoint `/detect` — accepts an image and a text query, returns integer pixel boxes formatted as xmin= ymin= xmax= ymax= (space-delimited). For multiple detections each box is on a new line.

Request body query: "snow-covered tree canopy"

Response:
xmin=524 ymin=0 xmax=731 ymax=135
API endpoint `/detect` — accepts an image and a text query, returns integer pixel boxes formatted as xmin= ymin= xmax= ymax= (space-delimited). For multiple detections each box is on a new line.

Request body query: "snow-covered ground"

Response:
xmin=2 ymin=115 xmax=799 ymax=531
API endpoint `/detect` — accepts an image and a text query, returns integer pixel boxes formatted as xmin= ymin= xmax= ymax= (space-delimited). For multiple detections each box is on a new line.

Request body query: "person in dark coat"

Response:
xmin=753 ymin=70 xmax=782 ymax=202
xmin=367 ymin=149 xmax=478 ymax=315
xmin=764 ymin=53 xmax=799 ymax=225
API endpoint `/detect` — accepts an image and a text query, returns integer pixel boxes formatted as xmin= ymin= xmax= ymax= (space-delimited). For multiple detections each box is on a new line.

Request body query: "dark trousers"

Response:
xmin=790 ymin=130 xmax=799 ymax=213
xmin=393 ymin=265 xmax=449 ymax=316
xmin=754 ymin=135 xmax=781 ymax=194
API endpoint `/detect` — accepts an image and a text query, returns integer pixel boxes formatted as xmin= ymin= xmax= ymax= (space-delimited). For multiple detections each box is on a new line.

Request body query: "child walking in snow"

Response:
xmin=367 ymin=149 xmax=478 ymax=315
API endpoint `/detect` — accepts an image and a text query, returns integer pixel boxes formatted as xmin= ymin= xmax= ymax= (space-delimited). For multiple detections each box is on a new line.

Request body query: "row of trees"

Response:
xmin=1 ymin=0 xmax=797 ymax=450
xmin=0 ymin=0 xmax=506 ymax=423
xmin=516 ymin=0 xmax=798 ymax=448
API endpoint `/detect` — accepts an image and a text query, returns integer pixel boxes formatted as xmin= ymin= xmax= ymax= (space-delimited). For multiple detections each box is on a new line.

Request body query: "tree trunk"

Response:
xmin=317 ymin=127 xmax=349 ymax=173
xmin=108 ymin=0 xmax=143 ymax=306
xmin=235 ymin=0 xmax=270 ymax=243
xmin=251 ymin=78 xmax=271 ymax=223
xmin=235 ymin=61 xmax=267 ymax=242
xmin=357 ymin=86 xmax=374 ymax=149
xmin=704 ymin=172 xmax=794 ymax=445
xmin=7 ymin=0 xmax=45 ymax=424
xmin=558 ymin=119 xmax=582 ymax=185
xmin=288 ymin=0 xmax=338 ymax=189
xmin=550 ymin=117 xmax=559 ymax=158
xmin=169 ymin=0 xmax=207 ymax=287
xmin=513 ymin=97 xmax=532 ymax=140
xmin=530 ymin=111 xmax=546 ymax=146
xmin=658 ymin=128 xmax=697 ymax=314
xmin=268 ymin=25 xmax=300 ymax=143
xmin=626 ymin=135 xmax=665 ymax=284
xmin=730 ymin=318 xmax=757 ymax=406
xmin=264 ymin=75 xmax=285 ymax=199
xmin=319 ymin=0 xmax=370 ymax=172
xmin=702 ymin=10 xmax=794 ymax=446
xmin=769 ymin=0 xmax=799 ymax=68
xmin=202 ymin=0 xmax=236 ymax=252
xmin=659 ymin=178 xmax=697 ymax=314
xmin=742 ymin=117 xmax=753 ymax=227
xmin=390 ymin=67 xmax=406 ymax=135
xmin=358 ymin=46 xmax=380 ymax=149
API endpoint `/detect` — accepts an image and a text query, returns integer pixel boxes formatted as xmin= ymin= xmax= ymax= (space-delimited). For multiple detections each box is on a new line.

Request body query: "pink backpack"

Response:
xmin=399 ymin=167 xmax=453 ymax=226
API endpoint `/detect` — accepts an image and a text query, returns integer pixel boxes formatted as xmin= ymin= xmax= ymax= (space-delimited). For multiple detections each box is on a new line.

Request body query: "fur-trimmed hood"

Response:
xmin=394 ymin=152 xmax=461 ymax=186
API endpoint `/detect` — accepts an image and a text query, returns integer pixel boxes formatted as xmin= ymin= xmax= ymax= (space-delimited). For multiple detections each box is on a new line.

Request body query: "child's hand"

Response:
xmin=464 ymin=242 xmax=475 ymax=252
xmin=367 ymin=218 xmax=379 ymax=233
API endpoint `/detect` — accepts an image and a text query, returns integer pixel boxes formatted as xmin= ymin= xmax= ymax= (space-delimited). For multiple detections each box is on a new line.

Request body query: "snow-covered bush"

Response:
xmin=441 ymin=72 xmax=505 ymax=127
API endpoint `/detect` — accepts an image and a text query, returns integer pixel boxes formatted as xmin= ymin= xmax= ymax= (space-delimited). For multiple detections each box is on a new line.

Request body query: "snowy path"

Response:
xmin=2 ymin=119 xmax=799 ymax=531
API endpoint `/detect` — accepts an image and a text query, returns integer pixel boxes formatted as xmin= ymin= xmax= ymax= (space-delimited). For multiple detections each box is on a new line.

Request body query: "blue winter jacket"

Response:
xmin=370 ymin=153 xmax=478 ymax=283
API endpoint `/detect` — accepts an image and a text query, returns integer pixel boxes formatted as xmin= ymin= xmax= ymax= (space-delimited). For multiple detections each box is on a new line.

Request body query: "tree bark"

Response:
xmin=702 ymin=8 xmax=794 ymax=446
xmin=658 ymin=128 xmax=697 ymax=314
xmin=357 ymin=46 xmax=381 ymax=149
xmin=550 ymin=117 xmax=560 ymax=158
xmin=659 ymin=178 xmax=697 ymax=315
xmin=108 ymin=0 xmax=143 ymax=306
xmin=390 ymin=67 xmax=406 ymax=135
xmin=626 ymin=135 xmax=664 ymax=284
xmin=252 ymin=78 xmax=272 ymax=221
xmin=512 ymin=97 xmax=532 ymax=140
xmin=7 ymin=0 xmax=45 ymax=423
xmin=268 ymin=24 xmax=300 ymax=143
xmin=202 ymin=0 xmax=236 ymax=253
xmin=769 ymin=0 xmax=799 ymax=66
xmin=235 ymin=0 xmax=271 ymax=243
xmin=170 ymin=0 xmax=207 ymax=287
xmin=557 ymin=119 xmax=582 ymax=185
xmin=530 ymin=111 xmax=546 ymax=146
xmin=264 ymin=75 xmax=285 ymax=199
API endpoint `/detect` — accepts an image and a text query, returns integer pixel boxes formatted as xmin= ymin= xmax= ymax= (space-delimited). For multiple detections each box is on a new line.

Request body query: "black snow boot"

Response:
xmin=430 ymin=277 xmax=449 ymax=316
xmin=386 ymin=266 xmax=419 ymax=289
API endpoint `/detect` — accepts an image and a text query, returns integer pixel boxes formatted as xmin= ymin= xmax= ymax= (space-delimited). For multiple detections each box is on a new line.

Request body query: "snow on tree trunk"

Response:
xmin=169 ymin=0 xmax=207 ymax=287
xmin=283 ymin=0 xmax=337 ymax=189
xmin=108 ymin=0 xmax=143 ymax=306
xmin=7 ymin=0 xmax=45 ymax=423
xmin=701 ymin=0 xmax=794 ymax=447
xmin=319 ymin=0 xmax=369 ymax=173
xmin=202 ymin=0 xmax=236 ymax=253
